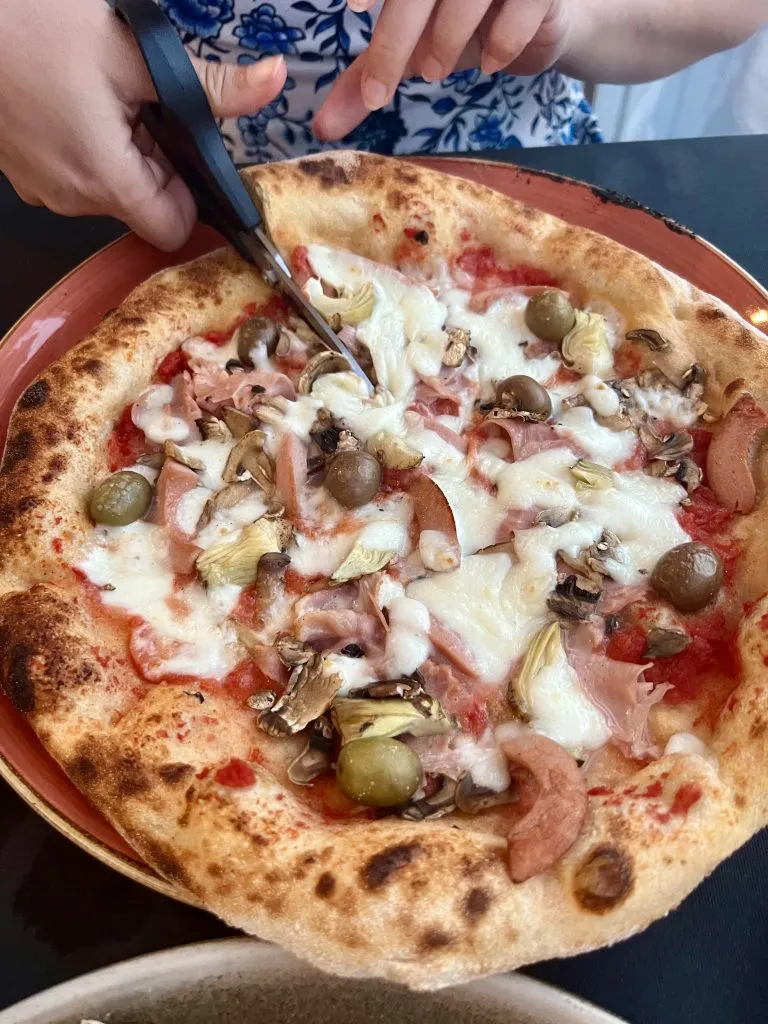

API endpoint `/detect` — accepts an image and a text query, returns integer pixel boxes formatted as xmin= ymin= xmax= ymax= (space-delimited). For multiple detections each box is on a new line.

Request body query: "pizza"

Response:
xmin=1 ymin=152 xmax=768 ymax=988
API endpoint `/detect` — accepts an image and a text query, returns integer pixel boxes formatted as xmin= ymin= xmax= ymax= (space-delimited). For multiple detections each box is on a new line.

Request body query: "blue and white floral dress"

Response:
xmin=158 ymin=0 xmax=602 ymax=163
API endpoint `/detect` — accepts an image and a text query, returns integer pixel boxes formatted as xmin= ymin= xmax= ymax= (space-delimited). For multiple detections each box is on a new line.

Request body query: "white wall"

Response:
xmin=592 ymin=24 xmax=768 ymax=142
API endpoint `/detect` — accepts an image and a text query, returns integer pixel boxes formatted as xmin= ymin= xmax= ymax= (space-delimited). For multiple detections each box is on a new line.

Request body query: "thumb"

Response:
xmin=191 ymin=55 xmax=287 ymax=119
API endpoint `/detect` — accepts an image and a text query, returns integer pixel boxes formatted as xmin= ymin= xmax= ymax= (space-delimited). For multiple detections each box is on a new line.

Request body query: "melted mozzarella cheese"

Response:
xmin=311 ymin=372 xmax=408 ymax=442
xmin=579 ymin=375 xmax=621 ymax=417
xmin=625 ymin=380 xmax=702 ymax=427
xmin=664 ymin=732 xmax=712 ymax=759
xmin=385 ymin=596 xmax=432 ymax=676
xmin=444 ymin=293 xmax=559 ymax=387
xmin=492 ymin=447 xmax=580 ymax=512
xmin=195 ymin=493 xmax=269 ymax=550
xmin=454 ymin=734 xmax=511 ymax=792
xmin=289 ymin=529 xmax=357 ymax=577
xmin=182 ymin=334 xmax=238 ymax=367
xmin=555 ymin=406 xmax=636 ymax=467
xmin=79 ymin=522 xmax=237 ymax=679
xmin=131 ymin=385 xmax=190 ymax=444
xmin=306 ymin=245 xmax=447 ymax=399
xmin=527 ymin=642 xmax=611 ymax=755
xmin=405 ymin=425 xmax=503 ymax=553
xmin=278 ymin=395 xmax=323 ymax=442
xmin=181 ymin=438 xmax=235 ymax=490
xmin=175 ymin=486 xmax=211 ymax=536
xmin=324 ymin=653 xmax=377 ymax=696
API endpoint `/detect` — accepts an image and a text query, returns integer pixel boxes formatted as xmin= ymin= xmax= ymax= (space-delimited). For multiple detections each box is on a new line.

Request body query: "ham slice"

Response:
xmin=476 ymin=418 xmax=583 ymax=463
xmin=275 ymin=431 xmax=307 ymax=522
xmin=706 ymin=393 xmax=768 ymax=513
xmin=496 ymin=507 xmax=541 ymax=540
xmin=410 ymin=475 xmax=461 ymax=572
xmin=191 ymin=364 xmax=296 ymax=412
xmin=414 ymin=412 xmax=468 ymax=453
xmin=499 ymin=734 xmax=587 ymax=883
xmin=564 ymin=623 xmax=669 ymax=760
xmin=169 ymin=372 xmax=202 ymax=432
xmin=151 ymin=460 xmax=201 ymax=574
xmin=412 ymin=376 xmax=463 ymax=416
xmin=295 ymin=609 xmax=384 ymax=653
xmin=600 ymin=580 xmax=652 ymax=616
xmin=294 ymin=582 xmax=360 ymax=617
xmin=427 ymin=619 xmax=480 ymax=679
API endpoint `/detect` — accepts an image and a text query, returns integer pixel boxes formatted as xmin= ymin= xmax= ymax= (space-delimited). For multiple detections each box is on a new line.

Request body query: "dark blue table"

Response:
xmin=2 ymin=136 xmax=768 ymax=1023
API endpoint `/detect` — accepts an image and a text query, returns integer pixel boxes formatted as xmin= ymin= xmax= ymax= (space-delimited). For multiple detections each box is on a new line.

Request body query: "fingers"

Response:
xmin=191 ymin=54 xmax=286 ymax=119
xmin=313 ymin=53 xmax=369 ymax=141
xmin=116 ymin=161 xmax=197 ymax=251
xmin=346 ymin=0 xmax=378 ymax=11
xmin=421 ymin=0 xmax=494 ymax=81
xmin=480 ymin=0 xmax=553 ymax=76
xmin=360 ymin=0 xmax=436 ymax=110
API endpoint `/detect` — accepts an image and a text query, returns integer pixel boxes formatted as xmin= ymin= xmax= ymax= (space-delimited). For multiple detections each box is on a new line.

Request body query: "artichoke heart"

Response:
xmin=570 ymin=459 xmax=614 ymax=492
xmin=508 ymin=621 xmax=563 ymax=716
xmin=196 ymin=517 xmax=291 ymax=586
xmin=367 ymin=431 xmax=423 ymax=470
xmin=307 ymin=279 xmax=376 ymax=326
xmin=331 ymin=696 xmax=454 ymax=745
xmin=331 ymin=544 xmax=395 ymax=584
xmin=561 ymin=311 xmax=613 ymax=377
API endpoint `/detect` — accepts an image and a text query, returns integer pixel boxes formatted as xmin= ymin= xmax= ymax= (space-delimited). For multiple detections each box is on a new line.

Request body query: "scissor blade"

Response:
xmin=241 ymin=228 xmax=374 ymax=394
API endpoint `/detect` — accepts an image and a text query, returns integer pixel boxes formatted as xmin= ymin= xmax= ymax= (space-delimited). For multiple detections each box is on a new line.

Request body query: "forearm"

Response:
xmin=559 ymin=0 xmax=768 ymax=84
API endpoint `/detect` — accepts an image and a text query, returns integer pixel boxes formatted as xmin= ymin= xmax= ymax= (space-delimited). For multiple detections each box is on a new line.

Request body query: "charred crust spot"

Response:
xmin=43 ymin=424 xmax=62 ymax=446
xmin=18 ymin=380 xmax=50 ymax=409
xmin=78 ymin=358 xmax=103 ymax=377
xmin=3 ymin=431 xmax=35 ymax=472
xmin=361 ymin=842 xmax=422 ymax=890
xmin=251 ymin=833 xmax=269 ymax=847
xmin=393 ymin=167 xmax=419 ymax=187
xmin=207 ymin=863 xmax=224 ymax=878
xmin=42 ymin=453 xmax=67 ymax=483
xmin=388 ymin=189 xmax=406 ymax=209
xmin=420 ymin=928 xmax=453 ymax=951
xmin=315 ymin=871 xmax=336 ymax=898
xmin=3 ymin=643 xmax=35 ymax=713
xmin=142 ymin=839 xmax=190 ymax=887
xmin=750 ymin=718 xmax=766 ymax=739
xmin=573 ymin=845 xmax=634 ymax=913
xmin=70 ymin=754 xmax=97 ymax=783
xmin=697 ymin=306 xmax=728 ymax=324
xmin=464 ymin=887 xmax=491 ymax=920
xmin=158 ymin=762 xmax=194 ymax=785
xmin=300 ymin=156 xmax=351 ymax=188
xmin=725 ymin=377 xmax=748 ymax=398
xmin=17 ymin=496 xmax=40 ymax=514
xmin=114 ymin=754 xmax=151 ymax=798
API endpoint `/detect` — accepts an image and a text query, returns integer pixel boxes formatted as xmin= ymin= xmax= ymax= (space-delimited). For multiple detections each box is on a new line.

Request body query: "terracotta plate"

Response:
xmin=0 ymin=157 xmax=766 ymax=902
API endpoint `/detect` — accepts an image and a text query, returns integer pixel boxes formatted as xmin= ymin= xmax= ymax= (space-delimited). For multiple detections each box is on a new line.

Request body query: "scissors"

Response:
xmin=113 ymin=0 xmax=373 ymax=392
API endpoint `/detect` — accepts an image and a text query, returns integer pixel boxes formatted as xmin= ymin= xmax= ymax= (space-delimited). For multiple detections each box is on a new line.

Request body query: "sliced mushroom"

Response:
xmin=625 ymin=328 xmax=669 ymax=351
xmin=297 ymin=350 xmax=351 ymax=395
xmin=198 ymin=413 xmax=233 ymax=443
xmin=247 ymin=689 xmax=277 ymax=711
xmin=639 ymin=425 xmax=693 ymax=462
xmin=221 ymin=406 xmax=258 ymax=439
xmin=330 ymin=695 xmax=455 ymax=745
xmin=275 ymin=636 xmax=315 ymax=668
xmin=535 ymin=507 xmax=578 ymax=528
xmin=287 ymin=716 xmax=334 ymax=785
xmin=197 ymin=480 xmax=259 ymax=530
xmin=336 ymin=429 xmax=361 ymax=454
xmin=507 ymin=622 xmax=562 ymax=717
xmin=363 ymin=678 xmax=425 ymax=700
xmin=585 ymin=530 xmax=632 ymax=581
xmin=367 ymin=431 xmax=423 ymax=470
xmin=455 ymin=773 xmax=519 ymax=814
xmin=310 ymin=412 xmax=342 ymax=455
xmin=254 ymin=550 xmax=290 ymax=605
xmin=443 ymin=327 xmax=471 ymax=368
xmin=222 ymin=429 xmax=274 ymax=493
xmin=235 ymin=316 xmax=280 ymax=365
xmin=682 ymin=362 xmax=706 ymax=395
xmin=163 ymin=440 xmax=204 ymax=471
xmin=137 ymin=450 xmax=166 ymax=470
xmin=676 ymin=457 xmax=703 ymax=494
xmin=400 ymin=776 xmax=458 ymax=820
xmin=643 ymin=627 xmax=691 ymax=659
xmin=196 ymin=516 xmax=291 ymax=587
xmin=548 ymin=575 xmax=601 ymax=621
xmin=258 ymin=654 xmax=343 ymax=737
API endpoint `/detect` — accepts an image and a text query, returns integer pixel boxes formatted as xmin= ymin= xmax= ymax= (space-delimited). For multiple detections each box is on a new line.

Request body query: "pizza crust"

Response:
xmin=1 ymin=153 xmax=767 ymax=987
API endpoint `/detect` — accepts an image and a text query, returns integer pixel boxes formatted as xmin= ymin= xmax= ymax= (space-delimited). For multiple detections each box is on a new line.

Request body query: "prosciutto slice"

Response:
xmin=476 ymin=418 xmax=583 ymax=463
xmin=169 ymin=372 xmax=202 ymax=431
xmin=295 ymin=609 xmax=384 ymax=653
xmin=190 ymin=364 xmax=296 ymax=412
xmin=151 ymin=459 xmax=201 ymax=574
xmin=275 ymin=431 xmax=307 ymax=522
xmin=564 ymin=623 xmax=669 ymax=760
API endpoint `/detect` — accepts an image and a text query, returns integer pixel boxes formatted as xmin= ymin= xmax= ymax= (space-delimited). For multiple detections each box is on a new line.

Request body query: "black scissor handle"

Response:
xmin=114 ymin=0 xmax=263 ymax=258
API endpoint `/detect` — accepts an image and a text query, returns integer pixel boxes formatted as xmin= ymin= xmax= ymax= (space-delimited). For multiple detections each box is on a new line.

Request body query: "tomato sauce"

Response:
xmin=670 ymin=781 xmax=701 ymax=815
xmin=107 ymin=405 xmax=147 ymax=471
xmin=455 ymin=247 xmax=559 ymax=289
xmin=678 ymin=486 xmax=741 ymax=581
xmin=292 ymin=244 xmax=313 ymax=283
xmin=612 ymin=344 xmax=645 ymax=380
xmin=155 ymin=348 xmax=189 ymax=384
xmin=222 ymin=659 xmax=276 ymax=700
xmin=214 ymin=758 xmax=256 ymax=788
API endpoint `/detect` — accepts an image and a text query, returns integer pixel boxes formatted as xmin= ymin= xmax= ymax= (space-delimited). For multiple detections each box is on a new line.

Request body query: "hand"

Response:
xmin=0 ymin=0 xmax=287 ymax=250
xmin=314 ymin=0 xmax=572 ymax=140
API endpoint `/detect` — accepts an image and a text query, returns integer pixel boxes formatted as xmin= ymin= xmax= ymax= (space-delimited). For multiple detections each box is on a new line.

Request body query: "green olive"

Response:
xmin=651 ymin=542 xmax=724 ymax=613
xmin=236 ymin=316 xmax=280 ymax=365
xmin=524 ymin=289 xmax=576 ymax=343
xmin=336 ymin=737 xmax=423 ymax=807
xmin=324 ymin=450 xmax=382 ymax=508
xmin=496 ymin=374 xmax=552 ymax=419
xmin=89 ymin=471 xmax=153 ymax=526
